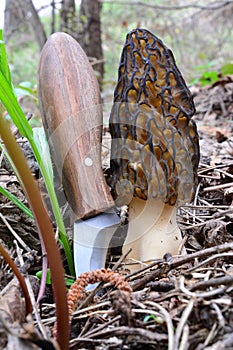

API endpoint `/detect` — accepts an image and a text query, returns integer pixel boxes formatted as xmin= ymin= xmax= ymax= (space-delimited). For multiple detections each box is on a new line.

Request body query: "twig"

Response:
xmin=203 ymin=333 xmax=233 ymax=349
xmin=144 ymin=301 xmax=174 ymax=350
xmin=189 ymin=274 xmax=233 ymax=292
xmin=131 ymin=263 xmax=170 ymax=291
xmin=185 ymin=253 xmax=233 ymax=273
xmin=204 ymin=322 xmax=218 ymax=347
xmin=211 ymin=302 xmax=225 ymax=328
xmin=83 ymin=315 xmax=121 ymax=338
xmin=198 ymin=162 xmax=233 ymax=172
xmin=14 ymin=240 xmax=49 ymax=340
xmin=179 ymin=207 xmax=204 ymax=223
xmin=215 ymin=168 xmax=233 ymax=180
xmin=132 ymin=307 xmax=161 ymax=319
xmin=174 ymin=299 xmax=195 ymax=350
xmin=126 ymin=258 xmax=163 ymax=280
xmin=41 ymin=301 xmax=111 ymax=327
xmin=131 ymin=242 xmax=233 ymax=290
xmin=204 ymin=182 xmax=233 ymax=191
xmin=112 ymin=247 xmax=132 ymax=271
xmin=179 ymin=276 xmax=226 ymax=299
xmin=178 ymin=324 xmax=189 ymax=350
xmin=180 ymin=205 xmax=230 ymax=209
xmin=69 ymin=337 xmax=122 ymax=347
xmin=0 ymin=213 xmax=31 ymax=252
xmin=180 ymin=216 xmax=224 ymax=230
xmin=86 ymin=325 xmax=167 ymax=341
xmin=171 ymin=242 xmax=233 ymax=269
xmin=74 ymin=309 xmax=113 ymax=320
xmin=73 ymin=301 xmax=110 ymax=318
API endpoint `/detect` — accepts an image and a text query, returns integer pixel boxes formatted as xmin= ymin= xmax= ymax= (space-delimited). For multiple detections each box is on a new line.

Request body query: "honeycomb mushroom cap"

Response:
xmin=110 ymin=28 xmax=200 ymax=207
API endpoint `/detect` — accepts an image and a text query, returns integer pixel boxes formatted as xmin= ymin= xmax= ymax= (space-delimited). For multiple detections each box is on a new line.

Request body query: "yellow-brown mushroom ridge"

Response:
xmin=110 ymin=28 xmax=199 ymax=206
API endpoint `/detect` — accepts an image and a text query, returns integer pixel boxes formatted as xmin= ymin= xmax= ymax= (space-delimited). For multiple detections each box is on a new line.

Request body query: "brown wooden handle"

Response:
xmin=38 ymin=32 xmax=114 ymax=219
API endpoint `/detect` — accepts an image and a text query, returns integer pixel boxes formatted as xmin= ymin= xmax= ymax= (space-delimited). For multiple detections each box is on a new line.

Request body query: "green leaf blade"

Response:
xmin=0 ymin=185 xmax=34 ymax=219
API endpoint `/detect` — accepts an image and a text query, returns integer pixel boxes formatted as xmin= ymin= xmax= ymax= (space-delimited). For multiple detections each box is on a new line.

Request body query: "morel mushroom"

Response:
xmin=109 ymin=29 xmax=199 ymax=267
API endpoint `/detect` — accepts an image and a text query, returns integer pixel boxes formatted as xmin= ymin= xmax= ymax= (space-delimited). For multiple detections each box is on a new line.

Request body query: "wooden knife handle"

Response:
xmin=38 ymin=32 xmax=114 ymax=219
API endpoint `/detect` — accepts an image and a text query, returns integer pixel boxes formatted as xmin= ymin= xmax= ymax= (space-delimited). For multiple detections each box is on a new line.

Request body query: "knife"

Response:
xmin=37 ymin=32 xmax=121 ymax=278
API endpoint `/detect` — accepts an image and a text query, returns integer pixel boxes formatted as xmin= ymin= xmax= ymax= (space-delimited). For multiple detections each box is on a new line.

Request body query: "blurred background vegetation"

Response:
xmin=3 ymin=0 xmax=233 ymax=102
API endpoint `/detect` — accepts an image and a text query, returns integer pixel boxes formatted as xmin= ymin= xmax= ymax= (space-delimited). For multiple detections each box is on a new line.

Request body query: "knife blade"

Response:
xmin=37 ymin=32 xmax=120 ymax=278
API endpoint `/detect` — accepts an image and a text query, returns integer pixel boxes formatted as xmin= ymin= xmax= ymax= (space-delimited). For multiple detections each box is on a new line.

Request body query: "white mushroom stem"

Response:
xmin=122 ymin=197 xmax=184 ymax=270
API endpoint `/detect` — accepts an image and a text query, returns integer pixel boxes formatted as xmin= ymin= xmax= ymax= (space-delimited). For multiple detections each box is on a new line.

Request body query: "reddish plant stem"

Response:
xmin=0 ymin=242 xmax=32 ymax=315
xmin=0 ymin=115 xmax=69 ymax=350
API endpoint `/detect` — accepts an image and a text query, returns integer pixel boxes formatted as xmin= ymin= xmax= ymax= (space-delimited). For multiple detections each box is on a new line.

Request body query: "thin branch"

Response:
xmin=86 ymin=326 xmax=167 ymax=342
xmin=37 ymin=1 xmax=62 ymax=13
xmin=186 ymin=253 xmax=233 ymax=273
xmin=143 ymin=301 xmax=174 ymax=350
xmin=0 ymin=213 xmax=31 ymax=252
xmin=204 ymin=182 xmax=233 ymax=191
xmin=174 ymin=299 xmax=195 ymax=350
xmin=179 ymin=275 xmax=226 ymax=299
xmin=131 ymin=241 xmax=233 ymax=290
xmin=189 ymin=274 xmax=233 ymax=291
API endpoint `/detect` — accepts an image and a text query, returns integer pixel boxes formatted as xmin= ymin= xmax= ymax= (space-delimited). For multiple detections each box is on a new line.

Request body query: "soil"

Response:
xmin=1 ymin=75 xmax=233 ymax=349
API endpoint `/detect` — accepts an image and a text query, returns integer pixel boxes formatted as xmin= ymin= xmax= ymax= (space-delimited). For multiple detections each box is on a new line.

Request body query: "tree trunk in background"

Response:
xmin=4 ymin=0 xmax=103 ymax=87
xmin=4 ymin=0 xmax=28 ymax=41
xmin=76 ymin=0 xmax=104 ymax=87
xmin=19 ymin=0 xmax=47 ymax=50
xmin=4 ymin=0 xmax=47 ymax=50
xmin=60 ymin=0 xmax=76 ymax=36
xmin=59 ymin=0 xmax=104 ymax=87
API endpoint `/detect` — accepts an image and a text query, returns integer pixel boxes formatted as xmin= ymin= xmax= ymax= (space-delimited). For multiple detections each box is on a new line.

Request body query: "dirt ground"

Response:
xmin=1 ymin=75 xmax=233 ymax=349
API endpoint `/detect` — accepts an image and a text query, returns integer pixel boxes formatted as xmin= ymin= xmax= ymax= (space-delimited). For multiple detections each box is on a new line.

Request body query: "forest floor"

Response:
xmin=1 ymin=75 xmax=233 ymax=349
